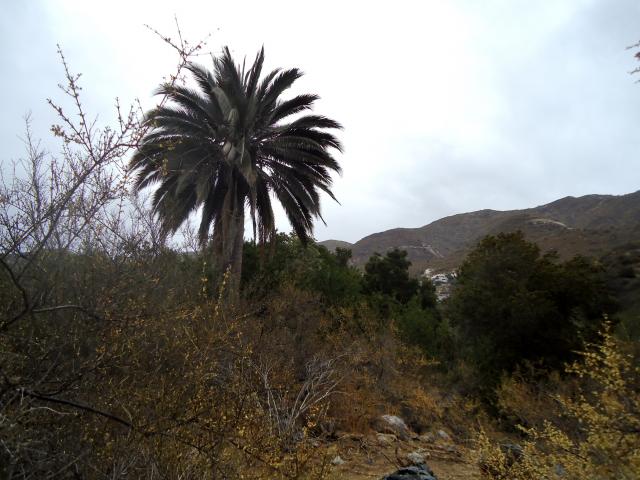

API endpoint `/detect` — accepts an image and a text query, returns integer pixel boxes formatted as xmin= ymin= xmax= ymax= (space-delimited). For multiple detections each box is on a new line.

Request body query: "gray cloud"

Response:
xmin=2 ymin=0 xmax=639 ymax=243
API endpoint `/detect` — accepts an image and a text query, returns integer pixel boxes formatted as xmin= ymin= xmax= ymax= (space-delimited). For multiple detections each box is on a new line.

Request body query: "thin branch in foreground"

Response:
xmin=19 ymin=389 xmax=133 ymax=429
xmin=31 ymin=304 xmax=102 ymax=321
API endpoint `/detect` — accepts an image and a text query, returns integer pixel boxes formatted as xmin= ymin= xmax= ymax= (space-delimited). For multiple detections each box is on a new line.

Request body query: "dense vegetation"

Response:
xmin=447 ymin=232 xmax=616 ymax=392
xmin=3 ymin=207 xmax=637 ymax=477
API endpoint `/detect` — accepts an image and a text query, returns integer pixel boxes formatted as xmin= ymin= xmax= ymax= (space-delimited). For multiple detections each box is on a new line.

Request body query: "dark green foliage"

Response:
xmin=395 ymin=297 xmax=454 ymax=359
xmin=334 ymin=247 xmax=352 ymax=267
xmin=362 ymin=248 xmax=450 ymax=357
xmin=306 ymin=246 xmax=362 ymax=306
xmin=363 ymin=249 xmax=420 ymax=304
xmin=242 ymin=234 xmax=362 ymax=306
xmin=619 ymin=265 xmax=636 ymax=278
xmin=242 ymin=241 xmax=451 ymax=357
xmin=447 ymin=232 xmax=616 ymax=388
xmin=418 ymin=280 xmax=438 ymax=310
xmin=601 ymin=243 xmax=640 ymax=340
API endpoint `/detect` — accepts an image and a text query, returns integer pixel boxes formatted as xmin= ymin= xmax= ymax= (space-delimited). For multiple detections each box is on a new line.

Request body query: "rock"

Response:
xmin=376 ymin=433 xmax=398 ymax=447
xmin=418 ymin=432 xmax=436 ymax=443
xmin=436 ymin=429 xmax=451 ymax=442
xmin=331 ymin=455 xmax=345 ymax=466
xmin=374 ymin=414 xmax=411 ymax=440
xmin=339 ymin=432 xmax=364 ymax=442
xmin=406 ymin=451 xmax=426 ymax=464
xmin=320 ymin=418 xmax=337 ymax=437
xmin=382 ymin=463 xmax=437 ymax=480
xmin=500 ymin=442 xmax=523 ymax=462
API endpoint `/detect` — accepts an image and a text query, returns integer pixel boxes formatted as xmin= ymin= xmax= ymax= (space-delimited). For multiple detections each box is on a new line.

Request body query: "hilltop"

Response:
xmin=320 ymin=191 xmax=640 ymax=273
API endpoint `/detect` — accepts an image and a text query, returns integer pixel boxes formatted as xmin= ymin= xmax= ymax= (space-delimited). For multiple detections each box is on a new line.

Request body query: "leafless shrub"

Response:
xmin=629 ymin=40 xmax=640 ymax=77
xmin=254 ymin=355 xmax=342 ymax=447
xmin=0 ymin=22 xmax=211 ymax=478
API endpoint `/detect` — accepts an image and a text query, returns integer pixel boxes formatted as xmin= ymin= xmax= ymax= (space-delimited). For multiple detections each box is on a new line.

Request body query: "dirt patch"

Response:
xmin=321 ymin=433 xmax=480 ymax=479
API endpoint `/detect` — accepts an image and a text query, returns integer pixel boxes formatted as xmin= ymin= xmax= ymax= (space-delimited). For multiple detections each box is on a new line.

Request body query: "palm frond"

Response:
xmin=245 ymin=47 xmax=265 ymax=96
xmin=270 ymin=94 xmax=319 ymax=123
xmin=130 ymin=46 xmax=342 ymax=250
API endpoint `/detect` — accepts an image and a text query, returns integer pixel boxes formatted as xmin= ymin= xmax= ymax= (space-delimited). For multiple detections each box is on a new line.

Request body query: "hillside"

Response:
xmin=321 ymin=191 xmax=640 ymax=274
xmin=317 ymin=239 xmax=353 ymax=251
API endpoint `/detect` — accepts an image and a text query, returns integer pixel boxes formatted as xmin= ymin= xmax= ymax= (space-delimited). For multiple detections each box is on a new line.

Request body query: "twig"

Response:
xmin=20 ymin=389 xmax=133 ymax=429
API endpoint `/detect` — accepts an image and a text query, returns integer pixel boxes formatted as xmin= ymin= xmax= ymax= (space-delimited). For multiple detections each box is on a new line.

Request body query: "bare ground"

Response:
xmin=321 ymin=433 xmax=480 ymax=479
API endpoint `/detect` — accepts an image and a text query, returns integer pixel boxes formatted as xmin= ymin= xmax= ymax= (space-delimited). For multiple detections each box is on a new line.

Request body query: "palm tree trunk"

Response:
xmin=213 ymin=184 xmax=244 ymax=303
xmin=226 ymin=205 xmax=244 ymax=299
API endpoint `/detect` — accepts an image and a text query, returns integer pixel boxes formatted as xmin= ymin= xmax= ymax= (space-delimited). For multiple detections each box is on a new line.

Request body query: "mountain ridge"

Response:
xmin=319 ymin=190 xmax=640 ymax=274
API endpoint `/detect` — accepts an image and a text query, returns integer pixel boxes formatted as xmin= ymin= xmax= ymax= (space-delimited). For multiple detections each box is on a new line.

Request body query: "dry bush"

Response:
xmin=251 ymin=288 xmax=410 ymax=438
xmin=475 ymin=323 xmax=640 ymax=479
xmin=495 ymin=369 xmax=581 ymax=436
xmin=321 ymin=306 xmax=481 ymax=442
xmin=315 ymin=302 xmax=400 ymax=435
xmin=2 ymin=273 xmax=346 ymax=478
xmin=79 ymin=295 xmax=339 ymax=479
xmin=390 ymin=343 xmax=488 ymax=442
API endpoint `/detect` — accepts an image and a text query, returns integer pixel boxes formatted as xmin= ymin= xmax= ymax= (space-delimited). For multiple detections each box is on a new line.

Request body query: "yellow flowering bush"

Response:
xmin=477 ymin=323 xmax=640 ymax=479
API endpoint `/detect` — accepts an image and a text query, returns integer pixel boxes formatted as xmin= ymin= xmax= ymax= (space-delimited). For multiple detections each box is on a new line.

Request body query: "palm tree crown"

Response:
xmin=130 ymin=47 xmax=342 ymax=291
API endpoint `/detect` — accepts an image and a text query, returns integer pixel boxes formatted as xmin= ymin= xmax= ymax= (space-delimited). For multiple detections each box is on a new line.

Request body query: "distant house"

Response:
xmin=422 ymin=268 xmax=457 ymax=301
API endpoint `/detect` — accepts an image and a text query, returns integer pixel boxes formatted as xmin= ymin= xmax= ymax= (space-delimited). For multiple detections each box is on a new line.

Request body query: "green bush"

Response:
xmin=447 ymin=232 xmax=615 ymax=390
xmin=396 ymin=297 xmax=453 ymax=359
xmin=363 ymin=248 xmax=419 ymax=304
xmin=241 ymin=234 xmax=362 ymax=307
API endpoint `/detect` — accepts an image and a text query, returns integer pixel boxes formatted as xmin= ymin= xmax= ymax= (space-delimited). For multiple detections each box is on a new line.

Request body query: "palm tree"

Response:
xmin=130 ymin=47 xmax=342 ymax=296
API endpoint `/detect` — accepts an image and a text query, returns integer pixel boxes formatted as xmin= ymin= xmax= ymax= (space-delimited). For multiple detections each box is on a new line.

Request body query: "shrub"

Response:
xmin=363 ymin=248 xmax=419 ymax=304
xmin=447 ymin=232 xmax=615 ymax=390
xmin=241 ymin=234 xmax=362 ymax=307
xmin=396 ymin=297 xmax=454 ymax=360
xmin=476 ymin=323 xmax=640 ymax=479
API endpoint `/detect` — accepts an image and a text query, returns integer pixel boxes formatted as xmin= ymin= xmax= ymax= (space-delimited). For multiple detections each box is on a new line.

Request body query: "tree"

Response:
xmin=447 ymin=232 xmax=615 ymax=388
xmin=363 ymin=249 xmax=419 ymax=304
xmin=241 ymin=235 xmax=362 ymax=306
xmin=129 ymin=47 xmax=342 ymax=296
xmin=361 ymin=249 xmax=448 ymax=355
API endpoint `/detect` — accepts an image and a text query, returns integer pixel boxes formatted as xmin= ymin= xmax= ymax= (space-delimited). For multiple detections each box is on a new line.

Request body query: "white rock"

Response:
xmin=419 ymin=432 xmax=436 ymax=443
xmin=406 ymin=451 xmax=426 ymax=464
xmin=377 ymin=414 xmax=411 ymax=439
xmin=382 ymin=414 xmax=407 ymax=429
xmin=376 ymin=433 xmax=397 ymax=447
xmin=331 ymin=455 xmax=345 ymax=466
xmin=436 ymin=429 xmax=451 ymax=442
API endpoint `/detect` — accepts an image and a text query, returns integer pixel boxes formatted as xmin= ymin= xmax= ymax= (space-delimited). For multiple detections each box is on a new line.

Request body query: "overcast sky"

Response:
xmin=2 ymin=0 xmax=639 ymax=243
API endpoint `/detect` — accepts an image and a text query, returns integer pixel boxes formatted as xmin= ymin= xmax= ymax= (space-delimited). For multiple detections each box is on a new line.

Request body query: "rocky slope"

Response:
xmin=318 ymin=239 xmax=353 ymax=251
xmin=324 ymin=414 xmax=479 ymax=479
xmin=319 ymin=191 xmax=640 ymax=274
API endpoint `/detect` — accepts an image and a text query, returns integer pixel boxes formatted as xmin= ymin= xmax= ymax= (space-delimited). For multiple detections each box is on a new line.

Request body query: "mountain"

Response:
xmin=320 ymin=191 xmax=640 ymax=274
xmin=318 ymin=239 xmax=353 ymax=251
